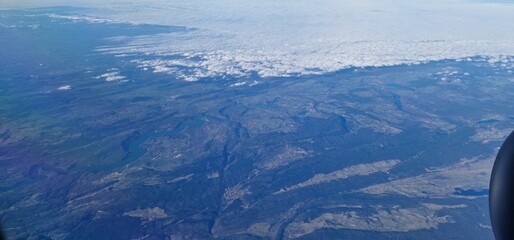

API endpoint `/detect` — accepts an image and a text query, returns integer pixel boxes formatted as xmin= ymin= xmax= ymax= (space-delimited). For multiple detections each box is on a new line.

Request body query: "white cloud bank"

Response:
xmin=4 ymin=0 xmax=514 ymax=79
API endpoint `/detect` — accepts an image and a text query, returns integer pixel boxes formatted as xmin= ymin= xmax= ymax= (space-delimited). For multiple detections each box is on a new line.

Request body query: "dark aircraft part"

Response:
xmin=490 ymin=130 xmax=514 ymax=240
xmin=0 ymin=225 xmax=4 ymax=240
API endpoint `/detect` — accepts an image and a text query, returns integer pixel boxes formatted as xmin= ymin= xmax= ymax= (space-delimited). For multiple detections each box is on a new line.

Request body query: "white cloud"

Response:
xmin=46 ymin=13 xmax=114 ymax=24
xmin=229 ymin=80 xmax=260 ymax=87
xmin=57 ymin=85 xmax=71 ymax=90
xmin=6 ymin=0 xmax=514 ymax=79
xmin=94 ymin=70 xmax=126 ymax=82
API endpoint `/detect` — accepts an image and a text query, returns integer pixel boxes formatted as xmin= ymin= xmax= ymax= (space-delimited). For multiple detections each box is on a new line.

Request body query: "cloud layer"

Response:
xmin=5 ymin=0 xmax=514 ymax=80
